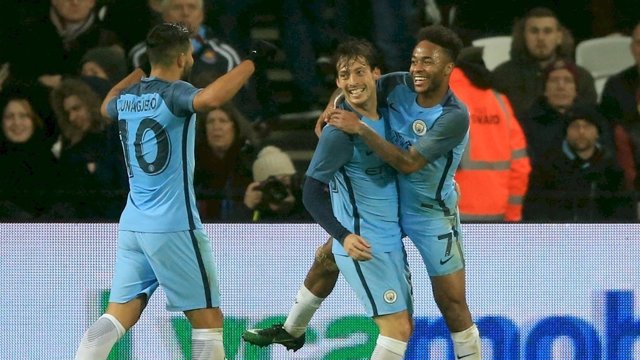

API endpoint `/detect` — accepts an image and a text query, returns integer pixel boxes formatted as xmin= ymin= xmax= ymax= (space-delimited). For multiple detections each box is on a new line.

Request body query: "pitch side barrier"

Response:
xmin=1 ymin=223 xmax=638 ymax=359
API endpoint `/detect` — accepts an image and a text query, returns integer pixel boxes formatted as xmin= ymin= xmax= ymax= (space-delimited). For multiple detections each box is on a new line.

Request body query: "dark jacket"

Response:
xmin=600 ymin=65 xmax=640 ymax=125
xmin=523 ymin=141 xmax=632 ymax=222
xmin=519 ymin=100 xmax=615 ymax=169
xmin=0 ymin=131 xmax=57 ymax=219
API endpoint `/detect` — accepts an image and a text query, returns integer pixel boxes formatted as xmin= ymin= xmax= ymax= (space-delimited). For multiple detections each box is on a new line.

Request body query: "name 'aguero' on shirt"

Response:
xmin=117 ymin=94 xmax=160 ymax=113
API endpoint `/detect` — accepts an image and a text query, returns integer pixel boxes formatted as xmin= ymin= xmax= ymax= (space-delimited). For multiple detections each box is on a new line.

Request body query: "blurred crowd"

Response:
xmin=0 ymin=0 xmax=637 ymax=223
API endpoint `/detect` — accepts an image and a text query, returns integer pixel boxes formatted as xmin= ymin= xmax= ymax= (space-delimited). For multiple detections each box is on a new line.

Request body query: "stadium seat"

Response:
xmin=575 ymin=35 xmax=634 ymax=101
xmin=471 ymin=36 xmax=512 ymax=71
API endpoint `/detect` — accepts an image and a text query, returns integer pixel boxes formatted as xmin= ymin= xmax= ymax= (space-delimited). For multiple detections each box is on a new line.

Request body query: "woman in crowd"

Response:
xmin=0 ymin=97 xmax=56 ymax=219
xmin=195 ymin=103 xmax=258 ymax=221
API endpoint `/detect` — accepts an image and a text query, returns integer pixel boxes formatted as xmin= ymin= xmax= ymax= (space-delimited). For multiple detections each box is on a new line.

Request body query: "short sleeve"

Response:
xmin=414 ymin=109 xmax=469 ymax=161
xmin=306 ymin=125 xmax=354 ymax=183
xmin=167 ymin=80 xmax=202 ymax=117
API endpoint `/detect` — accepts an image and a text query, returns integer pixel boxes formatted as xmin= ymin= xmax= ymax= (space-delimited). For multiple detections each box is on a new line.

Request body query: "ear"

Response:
xmin=177 ymin=53 xmax=187 ymax=68
xmin=372 ymin=67 xmax=381 ymax=80
xmin=444 ymin=62 xmax=454 ymax=76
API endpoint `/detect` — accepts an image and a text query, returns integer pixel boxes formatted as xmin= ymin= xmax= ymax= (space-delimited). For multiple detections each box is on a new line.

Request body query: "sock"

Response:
xmin=74 ymin=314 xmax=125 ymax=360
xmin=451 ymin=324 xmax=481 ymax=360
xmin=371 ymin=335 xmax=407 ymax=360
xmin=192 ymin=328 xmax=225 ymax=360
xmin=283 ymin=285 xmax=324 ymax=337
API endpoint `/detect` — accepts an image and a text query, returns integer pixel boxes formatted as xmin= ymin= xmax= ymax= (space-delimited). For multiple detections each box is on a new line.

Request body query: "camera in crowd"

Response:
xmin=257 ymin=176 xmax=289 ymax=205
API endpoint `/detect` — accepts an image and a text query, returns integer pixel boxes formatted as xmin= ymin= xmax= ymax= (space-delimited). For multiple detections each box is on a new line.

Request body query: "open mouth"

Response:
xmin=348 ymin=88 xmax=365 ymax=96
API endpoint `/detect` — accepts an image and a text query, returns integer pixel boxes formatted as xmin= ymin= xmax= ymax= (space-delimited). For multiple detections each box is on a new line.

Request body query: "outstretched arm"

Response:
xmin=327 ymin=109 xmax=427 ymax=173
xmin=193 ymin=60 xmax=255 ymax=113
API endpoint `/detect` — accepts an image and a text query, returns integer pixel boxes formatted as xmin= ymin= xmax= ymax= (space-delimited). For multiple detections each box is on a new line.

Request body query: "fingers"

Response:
xmin=345 ymin=235 xmax=373 ymax=261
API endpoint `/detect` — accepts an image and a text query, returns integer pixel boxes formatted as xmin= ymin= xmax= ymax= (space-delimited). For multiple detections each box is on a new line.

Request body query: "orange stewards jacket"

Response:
xmin=449 ymin=68 xmax=531 ymax=221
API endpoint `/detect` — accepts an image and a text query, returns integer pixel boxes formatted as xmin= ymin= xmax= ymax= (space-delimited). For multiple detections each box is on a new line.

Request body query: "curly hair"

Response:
xmin=416 ymin=25 xmax=464 ymax=62
xmin=50 ymin=78 xmax=110 ymax=145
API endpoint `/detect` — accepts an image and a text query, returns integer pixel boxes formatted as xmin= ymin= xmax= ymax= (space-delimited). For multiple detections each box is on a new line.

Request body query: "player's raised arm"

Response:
xmin=193 ymin=40 xmax=277 ymax=113
xmin=101 ymin=68 xmax=146 ymax=119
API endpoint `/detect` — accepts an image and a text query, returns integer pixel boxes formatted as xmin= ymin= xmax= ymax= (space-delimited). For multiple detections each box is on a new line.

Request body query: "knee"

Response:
xmin=395 ymin=318 xmax=413 ymax=341
xmin=379 ymin=314 xmax=413 ymax=341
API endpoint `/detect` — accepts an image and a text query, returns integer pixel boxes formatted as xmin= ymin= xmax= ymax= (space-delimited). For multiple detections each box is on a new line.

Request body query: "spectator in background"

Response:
xmin=195 ymin=103 xmax=258 ymax=222
xmin=80 ymin=46 xmax=129 ymax=85
xmin=129 ymin=0 xmax=275 ymax=123
xmin=0 ymin=0 xmax=121 ymax=143
xmin=492 ymin=7 xmax=597 ymax=119
xmin=0 ymin=97 xmax=57 ymax=220
xmin=244 ymin=145 xmax=309 ymax=222
xmin=523 ymin=107 xmax=633 ymax=222
xmin=600 ymin=21 xmax=640 ymax=189
xmin=50 ymin=78 xmax=126 ymax=220
xmin=100 ymin=0 xmax=164 ymax=54
xmin=8 ymin=0 xmax=121 ymax=89
xmin=519 ymin=59 xmax=614 ymax=169
xmin=449 ymin=46 xmax=531 ymax=222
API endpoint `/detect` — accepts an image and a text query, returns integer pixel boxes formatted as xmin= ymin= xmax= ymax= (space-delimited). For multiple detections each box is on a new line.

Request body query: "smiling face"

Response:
xmin=335 ymin=56 xmax=379 ymax=111
xmin=410 ymin=40 xmax=453 ymax=102
xmin=2 ymin=100 xmax=35 ymax=143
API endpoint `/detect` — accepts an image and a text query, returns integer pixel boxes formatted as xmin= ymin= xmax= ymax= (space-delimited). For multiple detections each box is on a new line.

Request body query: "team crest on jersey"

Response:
xmin=412 ymin=119 xmax=427 ymax=136
xmin=200 ymin=49 xmax=218 ymax=64
xmin=383 ymin=290 xmax=397 ymax=304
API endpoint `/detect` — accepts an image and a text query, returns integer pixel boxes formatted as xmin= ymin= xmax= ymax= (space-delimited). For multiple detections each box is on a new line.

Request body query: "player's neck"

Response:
xmin=416 ymin=85 xmax=448 ymax=108
xmin=149 ymin=66 xmax=183 ymax=82
xmin=347 ymin=99 xmax=379 ymax=120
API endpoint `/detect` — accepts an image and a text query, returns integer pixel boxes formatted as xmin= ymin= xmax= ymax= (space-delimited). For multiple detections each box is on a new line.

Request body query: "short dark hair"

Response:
xmin=146 ymin=22 xmax=191 ymax=66
xmin=333 ymin=38 xmax=382 ymax=73
xmin=524 ymin=7 xmax=559 ymax=22
xmin=416 ymin=25 xmax=464 ymax=62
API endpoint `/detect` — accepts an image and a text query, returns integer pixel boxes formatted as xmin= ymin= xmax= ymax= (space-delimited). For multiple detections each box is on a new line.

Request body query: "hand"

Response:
xmin=315 ymin=92 xmax=345 ymax=138
xmin=248 ymin=40 xmax=278 ymax=67
xmin=243 ymin=181 xmax=263 ymax=210
xmin=343 ymin=234 xmax=372 ymax=261
xmin=315 ymin=103 xmax=333 ymax=138
xmin=38 ymin=74 xmax=62 ymax=88
xmin=326 ymin=109 xmax=365 ymax=135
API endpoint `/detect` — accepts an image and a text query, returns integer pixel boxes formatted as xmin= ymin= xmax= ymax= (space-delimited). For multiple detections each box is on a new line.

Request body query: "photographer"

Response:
xmin=244 ymin=146 xmax=311 ymax=222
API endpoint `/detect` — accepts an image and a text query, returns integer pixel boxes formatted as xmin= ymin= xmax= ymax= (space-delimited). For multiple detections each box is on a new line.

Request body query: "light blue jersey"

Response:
xmin=377 ymin=72 xmax=469 ymax=276
xmin=306 ymin=114 xmax=402 ymax=255
xmin=378 ymin=72 xmax=469 ymax=217
xmin=106 ymin=77 xmax=203 ymax=232
xmin=306 ymin=108 xmax=411 ymax=316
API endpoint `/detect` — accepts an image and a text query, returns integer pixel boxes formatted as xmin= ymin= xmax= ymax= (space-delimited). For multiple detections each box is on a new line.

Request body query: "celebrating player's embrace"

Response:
xmin=243 ymin=26 xmax=482 ymax=360
xmin=72 ymin=17 xmax=481 ymax=359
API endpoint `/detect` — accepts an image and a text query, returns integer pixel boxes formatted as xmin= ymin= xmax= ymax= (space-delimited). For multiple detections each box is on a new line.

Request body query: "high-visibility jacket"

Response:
xmin=450 ymin=68 xmax=531 ymax=221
